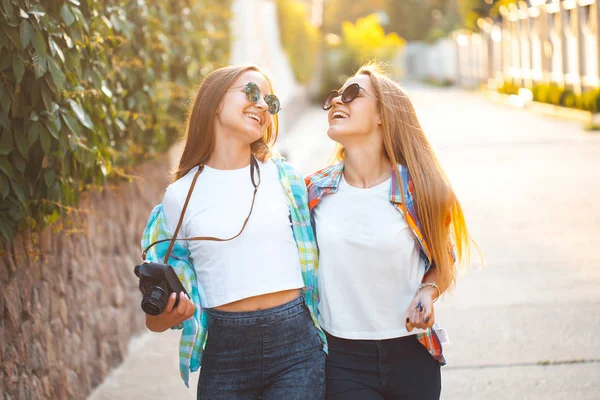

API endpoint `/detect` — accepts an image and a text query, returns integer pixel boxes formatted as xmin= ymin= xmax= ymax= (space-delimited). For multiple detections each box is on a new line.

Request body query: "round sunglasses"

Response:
xmin=230 ymin=82 xmax=281 ymax=115
xmin=322 ymin=83 xmax=375 ymax=111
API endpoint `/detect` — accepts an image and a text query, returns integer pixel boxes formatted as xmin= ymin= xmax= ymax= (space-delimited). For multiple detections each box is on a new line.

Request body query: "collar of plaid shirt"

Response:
xmin=140 ymin=157 xmax=327 ymax=387
xmin=305 ymin=161 xmax=446 ymax=366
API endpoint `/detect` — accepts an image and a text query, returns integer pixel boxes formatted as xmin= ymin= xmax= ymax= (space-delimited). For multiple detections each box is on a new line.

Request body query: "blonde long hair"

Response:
xmin=332 ymin=62 xmax=474 ymax=291
xmin=174 ymin=65 xmax=278 ymax=180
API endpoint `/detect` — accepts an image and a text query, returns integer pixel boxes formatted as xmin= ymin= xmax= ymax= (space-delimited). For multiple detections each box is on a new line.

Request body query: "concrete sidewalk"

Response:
xmin=89 ymin=83 xmax=600 ymax=399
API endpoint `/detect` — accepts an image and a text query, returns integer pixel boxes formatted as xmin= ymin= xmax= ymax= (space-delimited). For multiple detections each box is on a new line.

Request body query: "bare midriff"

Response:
xmin=213 ymin=288 xmax=301 ymax=312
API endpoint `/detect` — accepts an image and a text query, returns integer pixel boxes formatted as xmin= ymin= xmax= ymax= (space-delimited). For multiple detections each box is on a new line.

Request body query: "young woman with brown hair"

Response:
xmin=140 ymin=65 xmax=326 ymax=399
xmin=306 ymin=63 xmax=474 ymax=399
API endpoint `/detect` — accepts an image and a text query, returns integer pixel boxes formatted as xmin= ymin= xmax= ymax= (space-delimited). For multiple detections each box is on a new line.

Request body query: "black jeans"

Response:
xmin=325 ymin=332 xmax=441 ymax=400
xmin=198 ymin=296 xmax=326 ymax=399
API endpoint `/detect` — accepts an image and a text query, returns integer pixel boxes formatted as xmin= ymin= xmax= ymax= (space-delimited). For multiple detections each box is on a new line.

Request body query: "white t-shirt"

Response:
xmin=163 ymin=160 xmax=304 ymax=308
xmin=314 ymin=175 xmax=426 ymax=340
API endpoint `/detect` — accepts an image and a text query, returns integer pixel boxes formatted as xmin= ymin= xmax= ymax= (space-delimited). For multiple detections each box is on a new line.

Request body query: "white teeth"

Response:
xmin=332 ymin=111 xmax=349 ymax=119
xmin=245 ymin=113 xmax=261 ymax=124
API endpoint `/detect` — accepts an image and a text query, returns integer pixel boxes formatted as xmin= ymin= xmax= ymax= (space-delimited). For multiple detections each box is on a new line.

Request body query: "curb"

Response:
xmin=484 ymin=90 xmax=600 ymax=130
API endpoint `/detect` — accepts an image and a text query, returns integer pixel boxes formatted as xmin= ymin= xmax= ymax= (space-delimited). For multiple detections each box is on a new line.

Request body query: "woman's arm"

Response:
xmin=140 ymin=204 xmax=198 ymax=332
xmin=406 ymin=267 xmax=440 ymax=332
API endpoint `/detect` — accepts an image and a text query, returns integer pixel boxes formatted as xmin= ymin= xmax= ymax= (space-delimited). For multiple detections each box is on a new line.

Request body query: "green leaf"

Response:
xmin=63 ymin=32 xmax=74 ymax=49
xmin=0 ymin=31 xmax=10 ymax=49
xmin=60 ymin=4 xmax=75 ymax=27
xmin=0 ymin=155 xmax=14 ymax=178
xmin=0 ymin=217 xmax=14 ymax=243
xmin=91 ymin=68 xmax=102 ymax=87
xmin=114 ymin=118 xmax=125 ymax=132
xmin=28 ymin=6 xmax=45 ymax=18
xmin=2 ymin=0 xmax=14 ymax=17
xmin=68 ymin=99 xmax=93 ymax=129
xmin=14 ymin=125 xmax=29 ymax=156
xmin=32 ymin=51 xmax=47 ymax=78
xmin=0 ymin=173 xmax=8 ymax=199
xmin=47 ymin=182 xmax=61 ymax=202
xmin=101 ymin=15 xmax=113 ymax=30
xmin=44 ymin=116 xmax=60 ymax=139
xmin=12 ymin=56 xmax=24 ymax=84
xmin=0 ymin=32 xmax=8 ymax=48
xmin=71 ymin=7 xmax=86 ymax=32
xmin=0 ymin=127 xmax=13 ymax=155
xmin=44 ymin=168 xmax=55 ymax=187
xmin=11 ymin=151 xmax=25 ymax=174
xmin=27 ymin=120 xmax=40 ymax=144
xmin=48 ymin=103 xmax=59 ymax=115
xmin=0 ymin=50 xmax=10 ymax=70
xmin=39 ymin=123 xmax=51 ymax=153
xmin=49 ymin=38 xmax=65 ymax=63
xmin=20 ymin=19 xmax=33 ymax=48
xmin=41 ymin=81 xmax=53 ymax=109
xmin=31 ymin=25 xmax=46 ymax=56
xmin=47 ymin=56 xmax=65 ymax=90
xmin=0 ymin=110 xmax=8 ymax=131
xmin=0 ymin=85 xmax=11 ymax=116
xmin=61 ymin=111 xmax=80 ymax=135
xmin=0 ymin=24 xmax=22 ymax=49
xmin=10 ymin=178 xmax=25 ymax=205
xmin=101 ymin=81 xmax=113 ymax=98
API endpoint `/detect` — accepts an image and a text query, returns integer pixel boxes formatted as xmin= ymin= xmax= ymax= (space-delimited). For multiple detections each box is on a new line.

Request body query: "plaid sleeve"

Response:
xmin=279 ymin=161 xmax=327 ymax=353
xmin=140 ymin=204 xmax=208 ymax=387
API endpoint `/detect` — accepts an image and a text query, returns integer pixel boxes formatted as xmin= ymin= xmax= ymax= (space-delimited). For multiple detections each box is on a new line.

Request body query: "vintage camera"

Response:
xmin=133 ymin=261 xmax=189 ymax=316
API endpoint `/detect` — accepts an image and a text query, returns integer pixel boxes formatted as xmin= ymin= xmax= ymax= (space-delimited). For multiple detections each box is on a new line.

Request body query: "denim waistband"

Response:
xmin=205 ymin=295 xmax=306 ymax=327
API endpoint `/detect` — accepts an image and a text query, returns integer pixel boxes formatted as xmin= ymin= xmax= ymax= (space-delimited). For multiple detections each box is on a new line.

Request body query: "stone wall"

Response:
xmin=0 ymin=153 xmax=172 ymax=400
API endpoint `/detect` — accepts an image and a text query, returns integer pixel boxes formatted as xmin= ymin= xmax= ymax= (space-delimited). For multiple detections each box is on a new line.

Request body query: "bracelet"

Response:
xmin=418 ymin=282 xmax=440 ymax=303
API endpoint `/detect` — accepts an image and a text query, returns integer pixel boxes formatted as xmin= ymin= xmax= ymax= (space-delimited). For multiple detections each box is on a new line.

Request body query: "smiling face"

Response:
xmin=326 ymin=74 xmax=381 ymax=144
xmin=215 ymin=70 xmax=274 ymax=147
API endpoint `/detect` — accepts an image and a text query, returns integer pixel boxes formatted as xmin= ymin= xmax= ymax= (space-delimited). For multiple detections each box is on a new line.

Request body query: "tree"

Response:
xmin=456 ymin=0 xmax=518 ymax=31
xmin=323 ymin=0 xmax=386 ymax=35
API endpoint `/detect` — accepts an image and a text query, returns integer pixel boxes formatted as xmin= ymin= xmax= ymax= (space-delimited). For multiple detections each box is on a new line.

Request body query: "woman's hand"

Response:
xmin=405 ymin=287 xmax=437 ymax=332
xmin=145 ymin=291 xmax=196 ymax=332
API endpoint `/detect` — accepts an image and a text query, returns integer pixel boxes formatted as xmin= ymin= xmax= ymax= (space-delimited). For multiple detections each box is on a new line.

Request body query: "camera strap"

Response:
xmin=141 ymin=155 xmax=261 ymax=262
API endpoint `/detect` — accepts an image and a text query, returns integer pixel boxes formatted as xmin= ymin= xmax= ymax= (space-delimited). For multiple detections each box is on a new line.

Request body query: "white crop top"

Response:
xmin=163 ymin=159 xmax=304 ymax=308
xmin=314 ymin=175 xmax=426 ymax=340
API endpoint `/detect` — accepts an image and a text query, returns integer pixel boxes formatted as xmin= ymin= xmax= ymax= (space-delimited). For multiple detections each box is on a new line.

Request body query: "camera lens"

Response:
xmin=141 ymin=286 xmax=170 ymax=316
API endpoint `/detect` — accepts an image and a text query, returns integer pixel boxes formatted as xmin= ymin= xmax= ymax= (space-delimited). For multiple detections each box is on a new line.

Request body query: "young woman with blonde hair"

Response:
xmin=140 ymin=64 xmax=326 ymax=399
xmin=306 ymin=63 xmax=473 ymax=399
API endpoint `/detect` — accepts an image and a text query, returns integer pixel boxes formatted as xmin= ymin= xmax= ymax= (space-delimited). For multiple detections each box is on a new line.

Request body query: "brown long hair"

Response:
xmin=174 ymin=65 xmax=279 ymax=180
xmin=332 ymin=62 xmax=475 ymax=292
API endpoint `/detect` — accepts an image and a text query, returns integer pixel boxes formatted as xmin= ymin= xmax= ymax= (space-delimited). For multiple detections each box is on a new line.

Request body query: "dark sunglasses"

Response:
xmin=322 ymin=83 xmax=375 ymax=111
xmin=230 ymin=82 xmax=281 ymax=115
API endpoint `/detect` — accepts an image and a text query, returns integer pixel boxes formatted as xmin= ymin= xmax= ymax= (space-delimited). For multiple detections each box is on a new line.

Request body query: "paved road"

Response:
xmin=89 ymin=83 xmax=600 ymax=399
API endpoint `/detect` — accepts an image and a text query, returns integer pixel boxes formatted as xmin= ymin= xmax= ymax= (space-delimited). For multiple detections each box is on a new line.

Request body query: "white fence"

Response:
xmin=403 ymin=0 xmax=600 ymax=93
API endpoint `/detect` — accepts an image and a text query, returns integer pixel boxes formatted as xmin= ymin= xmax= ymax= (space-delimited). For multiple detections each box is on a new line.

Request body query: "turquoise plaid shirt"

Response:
xmin=306 ymin=162 xmax=448 ymax=366
xmin=140 ymin=157 xmax=327 ymax=387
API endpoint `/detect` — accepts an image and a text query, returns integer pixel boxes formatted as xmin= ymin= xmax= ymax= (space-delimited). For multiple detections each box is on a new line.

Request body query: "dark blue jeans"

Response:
xmin=325 ymin=332 xmax=441 ymax=400
xmin=198 ymin=296 xmax=326 ymax=399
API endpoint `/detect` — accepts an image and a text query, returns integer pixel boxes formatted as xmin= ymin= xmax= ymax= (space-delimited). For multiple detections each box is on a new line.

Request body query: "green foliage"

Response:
xmin=456 ymin=0 xmax=491 ymax=31
xmin=501 ymin=81 xmax=600 ymax=113
xmin=320 ymin=14 xmax=405 ymax=98
xmin=0 ymin=0 xmax=232 ymax=243
xmin=386 ymin=0 xmax=456 ymax=41
xmin=457 ymin=0 xmax=517 ymax=30
xmin=340 ymin=15 xmax=406 ymax=65
xmin=323 ymin=0 xmax=385 ymax=35
xmin=324 ymin=0 xmax=456 ymax=42
xmin=275 ymin=0 xmax=320 ymax=84
xmin=497 ymin=80 xmax=520 ymax=95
